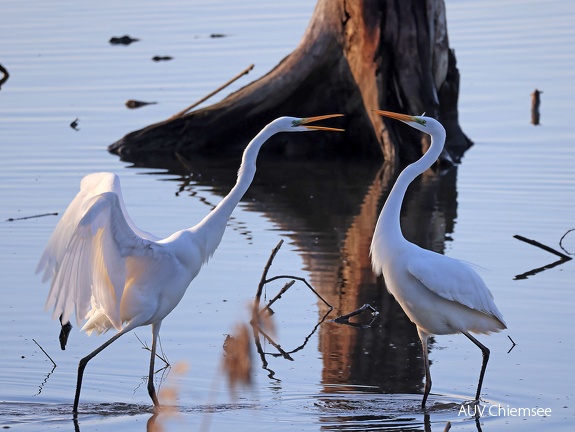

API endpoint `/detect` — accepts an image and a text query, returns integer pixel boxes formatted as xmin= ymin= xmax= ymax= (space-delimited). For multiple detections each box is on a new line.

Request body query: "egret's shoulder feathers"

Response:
xmin=406 ymin=247 xmax=506 ymax=326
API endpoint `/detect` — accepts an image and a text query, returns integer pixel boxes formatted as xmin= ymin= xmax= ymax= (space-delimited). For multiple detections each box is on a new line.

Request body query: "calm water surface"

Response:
xmin=1 ymin=1 xmax=574 ymax=431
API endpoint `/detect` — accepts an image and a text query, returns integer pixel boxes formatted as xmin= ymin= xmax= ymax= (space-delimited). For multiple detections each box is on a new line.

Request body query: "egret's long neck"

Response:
xmin=374 ymin=129 xmax=446 ymax=247
xmin=189 ymin=123 xmax=281 ymax=257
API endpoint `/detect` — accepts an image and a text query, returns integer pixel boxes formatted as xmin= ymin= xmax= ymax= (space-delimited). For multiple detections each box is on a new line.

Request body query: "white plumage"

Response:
xmin=370 ymin=110 xmax=506 ymax=409
xmin=37 ymin=115 xmax=343 ymax=412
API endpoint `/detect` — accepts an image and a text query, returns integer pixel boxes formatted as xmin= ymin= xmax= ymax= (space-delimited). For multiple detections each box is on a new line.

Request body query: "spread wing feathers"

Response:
xmin=407 ymin=247 xmax=506 ymax=326
xmin=39 ymin=189 xmax=161 ymax=329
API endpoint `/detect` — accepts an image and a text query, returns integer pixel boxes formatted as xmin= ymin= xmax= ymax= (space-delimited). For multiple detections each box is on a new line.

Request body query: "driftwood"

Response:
xmin=109 ymin=0 xmax=471 ymax=166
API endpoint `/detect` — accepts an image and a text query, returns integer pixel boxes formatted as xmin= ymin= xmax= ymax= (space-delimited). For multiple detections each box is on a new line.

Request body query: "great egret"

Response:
xmin=370 ymin=110 xmax=506 ymax=409
xmin=37 ymin=114 xmax=343 ymax=413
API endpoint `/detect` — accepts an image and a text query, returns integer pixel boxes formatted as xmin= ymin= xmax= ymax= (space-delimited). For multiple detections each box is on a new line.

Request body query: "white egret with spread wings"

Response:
xmin=37 ymin=114 xmax=343 ymax=412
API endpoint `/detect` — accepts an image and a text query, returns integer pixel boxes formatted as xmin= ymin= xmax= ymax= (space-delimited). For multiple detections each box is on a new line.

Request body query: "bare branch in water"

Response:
xmin=135 ymin=333 xmax=170 ymax=367
xmin=507 ymin=335 xmax=517 ymax=354
xmin=261 ymin=275 xmax=333 ymax=313
xmin=6 ymin=212 xmax=58 ymax=222
xmin=333 ymin=303 xmax=380 ymax=329
xmin=514 ymin=234 xmax=572 ymax=279
xmin=0 ymin=63 xmax=9 ymax=90
xmin=168 ymin=64 xmax=254 ymax=120
xmin=253 ymin=239 xmax=284 ymax=316
xmin=32 ymin=338 xmax=56 ymax=367
xmin=559 ymin=228 xmax=575 ymax=255
xmin=514 ymin=234 xmax=571 ymax=260
xmin=222 ymin=239 xmax=336 ymax=389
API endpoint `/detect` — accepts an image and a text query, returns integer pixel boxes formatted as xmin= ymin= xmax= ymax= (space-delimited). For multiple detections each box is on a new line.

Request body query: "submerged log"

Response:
xmin=109 ymin=0 xmax=472 ymax=166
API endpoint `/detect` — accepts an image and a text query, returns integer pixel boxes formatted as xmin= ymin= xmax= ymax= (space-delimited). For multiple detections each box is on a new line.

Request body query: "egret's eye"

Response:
xmin=415 ymin=118 xmax=426 ymax=126
xmin=292 ymin=120 xmax=301 ymax=127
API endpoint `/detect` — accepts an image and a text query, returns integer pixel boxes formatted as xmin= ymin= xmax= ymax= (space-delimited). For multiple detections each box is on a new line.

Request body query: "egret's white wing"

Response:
xmin=38 ymin=178 xmax=162 ymax=329
xmin=406 ymin=246 xmax=506 ymax=325
xmin=37 ymin=184 xmax=94 ymax=285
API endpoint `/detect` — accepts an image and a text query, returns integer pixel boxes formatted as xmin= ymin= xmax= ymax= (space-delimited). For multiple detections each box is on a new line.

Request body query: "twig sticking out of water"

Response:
xmin=513 ymin=234 xmax=572 ymax=279
xmin=245 ymin=240 xmax=334 ymax=382
xmin=135 ymin=333 xmax=170 ymax=368
xmin=531 ymin=89 xmax=543 ymax=125
xmin=261 ymin=280 xmax=296 ymax=314
xmin=261 ymin=275 xmax=332 ymax=314
xmin=252 ymin=240 xmax=333 ymax=317
xmin=514 ymin=234 xmax=571 ymax=260
xmin=169 ymin=64 xmax=254 ymax=120
xmin=559 ymin=228 xmax=575 ymax=255
xmin=507 ymin=335 xmax=517 ymax=354
xmin=0 ymin=63 xmax=9 ymax=90
xmin=6 ymin=212 xmax=58 ymax=222
xmin=252 ymin=239 xmax=283 ymax=315
xmin=32 ymin=338 xmax=56 ymax=367
xmin=332 ymin=303 xmax=379 ymax=328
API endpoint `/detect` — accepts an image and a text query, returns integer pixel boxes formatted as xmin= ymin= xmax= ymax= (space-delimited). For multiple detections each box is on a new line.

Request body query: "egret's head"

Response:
xmin=277 ymin=114 xmax=344 ymax=132
xmin=374 ymin=110 xmax=443 ymax=135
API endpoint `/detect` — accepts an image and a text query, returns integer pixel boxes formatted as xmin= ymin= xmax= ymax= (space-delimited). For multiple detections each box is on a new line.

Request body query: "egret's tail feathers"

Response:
xmin=81 ymin=309 xmax=121 ymax=335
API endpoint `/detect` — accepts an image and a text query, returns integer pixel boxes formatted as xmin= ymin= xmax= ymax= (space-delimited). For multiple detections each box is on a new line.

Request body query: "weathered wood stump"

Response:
xmin=109 ymin=0 xmax=472 ymax=166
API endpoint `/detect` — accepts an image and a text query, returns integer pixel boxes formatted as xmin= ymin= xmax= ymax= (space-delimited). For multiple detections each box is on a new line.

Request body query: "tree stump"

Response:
xmin=109 ymin=0 xmax=472 ymax=167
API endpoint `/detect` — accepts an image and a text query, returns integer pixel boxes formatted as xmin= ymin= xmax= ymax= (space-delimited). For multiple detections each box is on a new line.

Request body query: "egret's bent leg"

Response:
xmin=463 ymin=331 xmax=490 ymax=402
xmin=147 ymin=321 xmax=162 ymax=409
xmin=73 ymin=330 xmax=128 ymax=413
xmin=418 ymin=330 xmax=432 ymax=410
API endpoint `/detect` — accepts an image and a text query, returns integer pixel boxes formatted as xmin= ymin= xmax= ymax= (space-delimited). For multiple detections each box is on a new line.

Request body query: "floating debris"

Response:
xmin=125 ymin=99 xmax=157 ymax=109
xmin=152 ymin=55 xmax=173 ymax=62
xmin=109 ymin=35 xmax=139 ymax=45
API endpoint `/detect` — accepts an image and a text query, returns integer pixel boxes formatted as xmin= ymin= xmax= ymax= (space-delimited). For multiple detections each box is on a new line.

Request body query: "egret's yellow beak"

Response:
xmin=373 ymin=110 xmax=416 ymax=123
xmin=299 ymin=114 xmax=344 ymax=131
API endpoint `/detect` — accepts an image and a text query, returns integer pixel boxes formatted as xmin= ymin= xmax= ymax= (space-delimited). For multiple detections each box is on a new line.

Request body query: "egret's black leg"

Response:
xmin=73 ymin=331 xmax=127 ymax=413
xmin=463 ymin=331 xmax=490 ymax=402
xmin=418 ymin=330 xmax=432 ymax=410
xmin=147 ymin=322 xmax=162 ymax=409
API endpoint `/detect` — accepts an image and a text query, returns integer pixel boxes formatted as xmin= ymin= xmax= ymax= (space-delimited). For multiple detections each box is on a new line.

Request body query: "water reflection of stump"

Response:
xmin=318 ymin=164 xmax=458 ymax=396
xmin=116 ymin=148 xmax=459 ymax=398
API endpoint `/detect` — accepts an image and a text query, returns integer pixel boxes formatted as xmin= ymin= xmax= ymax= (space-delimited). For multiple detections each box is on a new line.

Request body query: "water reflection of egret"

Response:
xmin=370 ymin=110 xmax=506 ymax=409
xmin=36 ymin=115 xmax=343 ymax=413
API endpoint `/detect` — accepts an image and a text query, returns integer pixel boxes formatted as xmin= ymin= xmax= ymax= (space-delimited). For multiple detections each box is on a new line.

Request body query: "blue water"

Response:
xmin=1 ymin=0 xmax=574 ymax=430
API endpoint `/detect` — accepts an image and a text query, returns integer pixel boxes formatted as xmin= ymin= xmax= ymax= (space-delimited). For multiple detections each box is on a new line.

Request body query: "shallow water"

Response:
xmin=1 ymin=0 xmax=575 ymax=431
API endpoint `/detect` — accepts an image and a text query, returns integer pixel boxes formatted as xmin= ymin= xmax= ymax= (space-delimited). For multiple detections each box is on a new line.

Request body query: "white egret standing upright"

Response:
xmin=369 ymin=110 xmax=506 ymax=409
xmin=37 ymin=115 xmax=343 ymax=413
